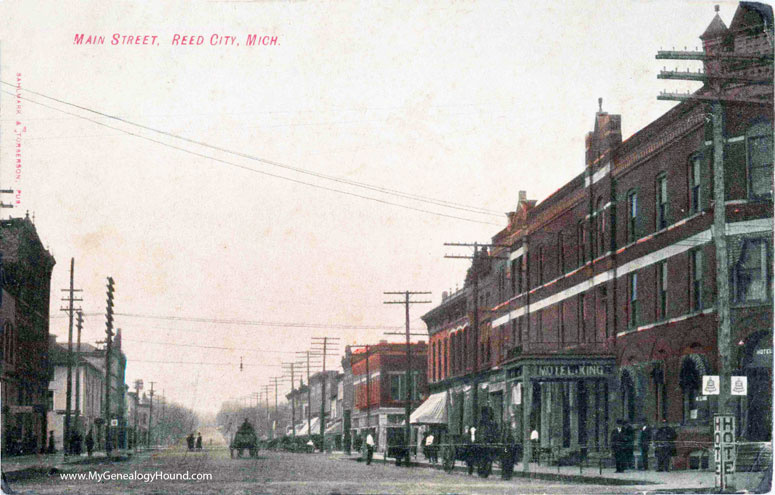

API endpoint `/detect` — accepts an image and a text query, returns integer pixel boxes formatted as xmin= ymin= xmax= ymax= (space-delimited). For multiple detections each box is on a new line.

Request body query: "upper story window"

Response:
xmin=690 ymin=156 xmax=702 ymax=214
xmin=628 ymin=273 xmax=639 ymax=327
xmin=690 ymin=249 xmax=704 ymax=311
xmin=734 ymin=238 xmax=770 ymax=303
xmin=595 ymin=197 xmax=606 ymax=257
xmin=627 ymin=190 xmax=638 ymax=243
xmin=558 ymin=234 xmax=565 ymax=274
xmin=577 ymin=220 xmax=587 ymax=265
xmin=748 ymin=127 xmax=773 ymax=199
xmin=657 ymin=261 xmax=668 ymax=320
xmin=656 ymin=173 xmax=668 ymax=230
xmin=578 ymin=292 xmax=587 ymax=342
xmin=538 ymin=247 xmax=545 ymax=284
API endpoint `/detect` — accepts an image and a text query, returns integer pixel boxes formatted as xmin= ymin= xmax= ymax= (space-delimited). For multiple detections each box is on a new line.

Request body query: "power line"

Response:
xmin=120 ymin=337 xmax=304 ymax=354
xmin=0 ymin=82 xmax=503 ymax=219
xmin=50 ymin=311 xmax=402 ymax=330
xmin=130 ymin=358 xmax=283 ymax=367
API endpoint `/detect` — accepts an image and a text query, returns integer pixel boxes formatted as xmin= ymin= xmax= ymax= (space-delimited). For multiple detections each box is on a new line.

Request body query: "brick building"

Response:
xmin=422 ymin=3 xmax=772 ymax=470
xmin=345 ymin=340 xmax=427 ymax=453
xmin=0 ymin=214 xmax=56 ymax=455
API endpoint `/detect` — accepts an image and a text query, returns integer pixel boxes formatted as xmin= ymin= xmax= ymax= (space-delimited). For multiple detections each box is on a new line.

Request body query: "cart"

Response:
xmin=230 ymin=419 xmax=258 ymax=458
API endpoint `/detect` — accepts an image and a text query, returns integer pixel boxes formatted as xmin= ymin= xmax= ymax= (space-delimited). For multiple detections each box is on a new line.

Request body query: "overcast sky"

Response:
xmin=0 ymin=0 xmax=727 ymax=414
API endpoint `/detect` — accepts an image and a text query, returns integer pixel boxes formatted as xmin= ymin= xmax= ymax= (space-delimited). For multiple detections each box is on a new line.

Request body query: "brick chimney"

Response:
xmin=585 ymin=97 xmax=621 ymax=169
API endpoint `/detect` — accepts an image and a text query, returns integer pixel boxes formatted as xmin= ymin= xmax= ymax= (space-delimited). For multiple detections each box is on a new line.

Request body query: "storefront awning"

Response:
xmin=325 ymin=419 xmax=343 ymax=435
xmin=296 ymin=417 xmax=321 ymax=436
xmin=410 ymin=392 xmax=448 ymax=425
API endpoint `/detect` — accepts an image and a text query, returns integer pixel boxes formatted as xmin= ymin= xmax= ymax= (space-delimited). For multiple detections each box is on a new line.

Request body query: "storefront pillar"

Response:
xmin=522 ymin=368 xmax=533 ymax=473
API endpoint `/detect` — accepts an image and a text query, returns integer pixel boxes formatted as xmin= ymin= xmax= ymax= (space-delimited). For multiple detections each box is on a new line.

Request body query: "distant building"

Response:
xmin=47 ymin=337 xmax=105 ymax=452
xmin=0 ymin=214 xmax=56 ymax=455
xmin=344 ymin=340 xmax=428 ymax=453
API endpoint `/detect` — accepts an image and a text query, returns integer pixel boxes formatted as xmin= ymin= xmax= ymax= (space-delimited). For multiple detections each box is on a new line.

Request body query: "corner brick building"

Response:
xmin=422 ymin=2 xmax=772 ymax=470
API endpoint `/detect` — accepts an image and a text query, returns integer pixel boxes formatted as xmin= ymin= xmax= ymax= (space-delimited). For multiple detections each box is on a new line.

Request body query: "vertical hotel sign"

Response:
xmin=714 ymin=415 xmax=735 ymax=490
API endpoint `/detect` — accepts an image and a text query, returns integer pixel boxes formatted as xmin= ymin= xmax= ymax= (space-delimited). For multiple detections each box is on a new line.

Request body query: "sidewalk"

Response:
xmin=338 ymin=451 xmax=718 ymax=492
xmin=1 ymin=449 xmax=143 ymax=474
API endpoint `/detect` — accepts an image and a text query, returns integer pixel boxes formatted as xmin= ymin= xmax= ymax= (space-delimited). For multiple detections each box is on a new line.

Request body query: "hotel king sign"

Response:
xmin=536 ymin=364 xmax=613 ymax=378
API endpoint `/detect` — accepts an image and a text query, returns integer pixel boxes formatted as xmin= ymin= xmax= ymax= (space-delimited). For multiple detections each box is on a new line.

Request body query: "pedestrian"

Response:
xmin=655 ymin=420 xmax=677 ymax=472
xmin=501 ymin=427 xmax=516 ymax=480
xmin=611 ymin=419 xmax=626 ymax=472
xmin=196 ymin=432 xmax=203 ymax=450
xmin=47 ymin=431 xmax=56 ymax=454
xmin=72 ymin=430 xmax=82 ymax=456
xmin=365 ymin=431 xmax=374 ymax=465
xmin=622 ymin=420 xmax=635 ymax=469
xmin=187 ymin=433 xmax=195 ymax=451
xmin=639 ymin=424 xmax=652 ymax=470
xmin=85 ymin=428 xmax=94 ymax=457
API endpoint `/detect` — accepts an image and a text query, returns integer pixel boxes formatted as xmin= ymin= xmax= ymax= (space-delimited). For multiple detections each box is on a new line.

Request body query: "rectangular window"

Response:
xmin=511 ymin=259 xmax=518 ymax=295
xmin=628 ymin=273 xmax=638 ymax=327
xmin=516 ymin=257 xmax=523 ymax=294
xmin=627 ymin=190 xmax=638 ymax=243
xmin=690 ymin=249 xmax=703 ymax=311
xmin=578 ymin=221 xmax=587 ymax=265
xmin=539 ymin=247 xmax=545 ymax=284
xmin=558 ymin=235 xmax=565 ymax=274
xmin=391 ymin=375 xmax=401 ymax=401
xmin=690 ymin=157 xmax=702 ymax=213
xmin=749 ymin=134 xmax=773 ymax=198
xmin=578 ymin=293 xmax=586 ymax=343
xmin=657 ymin=261 xmax=668 ymax=319
xmin=656 ymin=174 xmax=668 ymax=230
xmin=735 ymin=239 xmax=769 ymax=302
xmin=559 ymin=302 xmax=565 ymax=346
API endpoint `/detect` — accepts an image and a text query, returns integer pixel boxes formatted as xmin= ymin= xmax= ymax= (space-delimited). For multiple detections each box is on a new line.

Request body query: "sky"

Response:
xmin=0 ymin=0 xmax=732 ymax=414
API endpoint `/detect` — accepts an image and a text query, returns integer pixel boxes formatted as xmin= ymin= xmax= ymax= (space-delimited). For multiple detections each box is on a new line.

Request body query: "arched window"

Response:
xmin=680 ymin=356 xmax=705 ymax=422
xmin=747 ymin=122 xmax=773 ymax=199
xmin=621 ymin=370 xmax=635 ymax=422
xmin=595 ymin=196 xmax=606 ymax=257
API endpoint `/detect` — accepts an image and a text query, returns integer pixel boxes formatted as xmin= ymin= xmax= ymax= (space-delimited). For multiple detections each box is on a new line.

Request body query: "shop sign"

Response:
xmin=8 ymin=405 xmax=34 ymax=413
xmin=714 ymin=415 xmax=736 ymax=490
xmin=702 ymin=375 xmax=720 ymax=395
xmin=731 ymin=376 xmax=748 ymax=396
xmin=536 ymin=364 xmax=612 ymax=378
xmin=512 ymin=383 xmax=522 ymax=405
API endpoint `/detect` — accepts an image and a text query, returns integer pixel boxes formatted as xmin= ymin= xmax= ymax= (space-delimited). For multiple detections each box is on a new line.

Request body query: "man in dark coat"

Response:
xmin=622 ymin=421 xmax=635 ymax=469
xmin=187 ymin=433 xmax=195 ymax=451
xmin=639 ymin=425 xmax=652 ymax=470
xmin=85 ymin=428 xmax=94 ymax=457
xmin=196 ymin=432 xmax=203 ymax=450
xmin=610 ymin=420 xmax=626 ymax=472
xmin=655 ymin=420 xmax=677 ymax=472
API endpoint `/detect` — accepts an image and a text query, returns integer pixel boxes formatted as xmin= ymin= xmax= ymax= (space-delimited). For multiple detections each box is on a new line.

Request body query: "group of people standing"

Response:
xmin=611 ymin=419 xmax=677 ymax=472
xmin=186 ymin=432 xmax=203 ymax=451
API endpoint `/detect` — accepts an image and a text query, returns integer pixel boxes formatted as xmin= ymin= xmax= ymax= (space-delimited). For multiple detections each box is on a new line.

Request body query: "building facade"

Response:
xmin=47 ymin=338 xmax=105 ymax=452
xmin=423 ymin=3 xmax=772 ymax=470
xmin=0 ymin=214 xmax=56 ymax=455
xmin=345 ymin=341 xmax=428 ymax=453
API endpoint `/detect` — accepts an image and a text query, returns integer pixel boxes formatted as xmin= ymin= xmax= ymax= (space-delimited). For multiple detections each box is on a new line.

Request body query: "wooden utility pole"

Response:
xmin=148 ymin=382 xmax=155 ymax=448
xmin=60 ymin=258 xmax=82 ymax=454
xmin=654 ymin=11 xmax=772 ymax=488
xmin=282 ymin=362 xmax=303 ymax=437
xmin=133 ymin=380 xmax=142 ymax=452
xmin=104 ymin=277 xmax=115 ymax=454
xmin=74 ymin=311 xmax=83 ymax=419
xmin=311 ymin=337 xmax=340 ymax=450
xmin=384 ymin=291 xmax=431 ymax=462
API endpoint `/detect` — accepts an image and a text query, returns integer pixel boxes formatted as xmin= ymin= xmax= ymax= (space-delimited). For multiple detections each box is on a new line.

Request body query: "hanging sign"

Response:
xmin=714 ymin=415 xmax=736 ymax=490
xmin=702 ymin=375 xmax=720 ymax=395
xmin=730 ymin=376 xmax=747 ymax=396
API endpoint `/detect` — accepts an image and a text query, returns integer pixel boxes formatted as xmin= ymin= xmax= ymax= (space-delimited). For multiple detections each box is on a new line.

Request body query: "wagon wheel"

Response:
xmin=442 ymin=444 xmax=456 ymax=473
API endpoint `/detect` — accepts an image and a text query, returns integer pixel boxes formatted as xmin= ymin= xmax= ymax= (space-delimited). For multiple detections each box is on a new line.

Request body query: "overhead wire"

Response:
xmin=0 ymin=81 xmax=504 ymax=218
